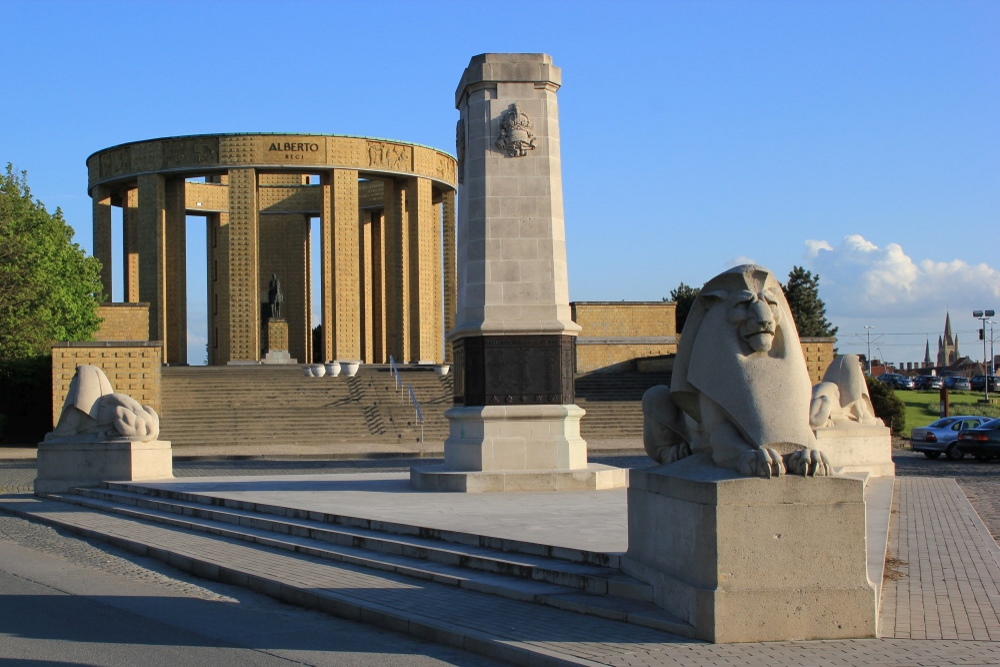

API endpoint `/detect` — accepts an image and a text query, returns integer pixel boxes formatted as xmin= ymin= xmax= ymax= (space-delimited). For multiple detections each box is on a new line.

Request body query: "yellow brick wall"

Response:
xmin=800 ymin=338 xmax=837 ymax=385
xmin=571 ymin=302 xmax=678 ymax=373
xmin=94 ymin=303 xmax=150 ymax=342
xmin=572 ymin=302 xmax=677 ymax=338
xmin=51 ymin=343 xmax=162 ymax=427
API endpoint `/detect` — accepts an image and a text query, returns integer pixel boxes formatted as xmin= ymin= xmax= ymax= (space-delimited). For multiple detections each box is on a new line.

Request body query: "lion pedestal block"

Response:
xmin=35 ymin=439 xmax=173 ymax=494
xmin=622 ymin=454 xmax=877 ymax=643
xmin=814 ymin=424 xmax=895 ymax=477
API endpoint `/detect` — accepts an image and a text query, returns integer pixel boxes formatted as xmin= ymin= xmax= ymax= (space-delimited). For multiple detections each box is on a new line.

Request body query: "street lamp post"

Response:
xmin=990 ymin=320 xmax=997 ymax=376
xmin=864 ymin=325 xmax=875 ymax=375
xmin=973 ymin=309 xmax=996 ymax=401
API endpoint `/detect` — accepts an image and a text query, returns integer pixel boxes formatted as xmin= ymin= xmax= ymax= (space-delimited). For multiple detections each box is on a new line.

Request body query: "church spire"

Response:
xmin=924 ymin=339 xmax=932 ymax=366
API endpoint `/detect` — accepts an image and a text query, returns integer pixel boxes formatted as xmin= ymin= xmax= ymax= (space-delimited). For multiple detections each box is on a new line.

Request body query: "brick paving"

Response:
xmin=880 ymin=478 xmax=1000 ymax=641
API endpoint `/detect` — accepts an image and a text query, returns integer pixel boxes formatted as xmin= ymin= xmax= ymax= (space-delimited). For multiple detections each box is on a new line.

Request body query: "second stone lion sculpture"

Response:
xmin=643 ymin=265 xmax=831 ymax=478
xmin=45 ymin=365 xmax=160 ymax=443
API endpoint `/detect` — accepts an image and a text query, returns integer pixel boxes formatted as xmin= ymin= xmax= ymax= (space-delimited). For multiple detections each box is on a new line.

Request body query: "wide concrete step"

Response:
xmin=56 ymin=484 xmax=650 ymax=600
xmin=0 ymin=494 xmax=689 ymax=665
xmin=35 ymin=484 xmax=688 ymax=638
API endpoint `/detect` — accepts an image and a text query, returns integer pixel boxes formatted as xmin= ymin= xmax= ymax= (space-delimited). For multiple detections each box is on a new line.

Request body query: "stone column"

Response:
xmin=442 ymin=188 xmax=457 ymax=351
xmin=320 ymin=169 xmax=360 ymax=361
xmin=226 ymin=168 xmax=260 ymax=363
xmin=406 ymin=177 xmax=442 ymax=362
xmin=164 ymin=178 xmax=187 ymax=364
xmin=369 ymin=207 xmax=387 ymax=363
xmin=137 ymin=173 xmax=166 ymax=359
xmin=123 ymin=188 xmax=140 ymax=303
xmin=411 ymin=53 xmax=625 ymax=493
xmin=92 ymin=184 xmax=113 ymax=300
xmin=382 ymin=178 xmax=409 ymax=363
xmin=360 ymin=210 xmax=374 ymax=363
xmin=207 ymin=211 xmax=231 ymax=365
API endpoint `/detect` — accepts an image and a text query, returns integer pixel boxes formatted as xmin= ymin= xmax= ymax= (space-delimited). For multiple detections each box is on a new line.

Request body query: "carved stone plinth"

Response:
xmin=623 ymin=454 xmax=877 ymax=643
xmin=814 ymin=424 xmax=895 ymax=477
xmin=415 ymin=53 xmax=624 ymax=492
xmin=35 ymin=439 xmax=173 ymax=494
xmin=262 ymin=318 xmax=297 ymax=364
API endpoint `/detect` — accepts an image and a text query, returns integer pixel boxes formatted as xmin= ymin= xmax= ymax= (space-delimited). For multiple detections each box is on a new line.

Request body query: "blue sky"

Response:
xmin=2 ymin=0 xmax=997 ymax=367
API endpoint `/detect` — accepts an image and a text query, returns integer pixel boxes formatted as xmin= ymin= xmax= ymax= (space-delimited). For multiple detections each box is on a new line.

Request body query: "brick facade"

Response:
xmin=571 ymin=302 xmax=836 ymax=382
xmin=800 ymin=337 xmax=837 ymax=385
xmin=571 ymin=302 xmax=678 ymax=373
xmin=51 ymin=342 xmax=162 ymax=427
xmin=94 ymin=303 xmax=150 ymax=341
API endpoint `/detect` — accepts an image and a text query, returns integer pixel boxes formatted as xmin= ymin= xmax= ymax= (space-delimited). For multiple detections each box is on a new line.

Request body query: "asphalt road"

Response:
xmin=0 ymin=513 xmax=504 ymax=666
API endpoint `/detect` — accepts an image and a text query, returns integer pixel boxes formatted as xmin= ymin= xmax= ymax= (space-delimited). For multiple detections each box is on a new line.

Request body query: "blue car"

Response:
xmin=910 ymin=415 xmax=992 ymax=460
xmin=957 ymin=418 xmax=1000 ymax=462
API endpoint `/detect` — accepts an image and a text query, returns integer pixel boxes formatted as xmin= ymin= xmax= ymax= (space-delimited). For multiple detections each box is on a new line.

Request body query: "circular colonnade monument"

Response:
xmin=88 ymin=133 xmax=457 ymax=365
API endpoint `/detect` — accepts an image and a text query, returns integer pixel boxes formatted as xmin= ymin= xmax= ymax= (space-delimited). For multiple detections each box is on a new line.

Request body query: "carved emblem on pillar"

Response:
xmin=495 ymin=104 xmax=536 ymax=157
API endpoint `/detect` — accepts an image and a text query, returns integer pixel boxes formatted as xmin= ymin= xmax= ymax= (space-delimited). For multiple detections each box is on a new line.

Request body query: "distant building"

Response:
xmin=937 ymin=312 xmax=961 ymax=367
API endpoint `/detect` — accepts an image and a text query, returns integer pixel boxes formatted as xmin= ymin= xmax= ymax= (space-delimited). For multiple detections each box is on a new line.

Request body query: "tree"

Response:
xmin=867 ymin=375 xmax=905 ymax=433
xmin=782 ymin=266 xmax=838 ymax=338
xmin=669 ymin=282 xmax=701 ymax=334
xmin=0 ymin=164 xmax=103 ymax=361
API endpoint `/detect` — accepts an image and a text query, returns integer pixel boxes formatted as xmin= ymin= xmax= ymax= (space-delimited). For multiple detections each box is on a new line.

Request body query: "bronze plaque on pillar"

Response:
xmin=453 ymin=335 xmax=575 ymax=406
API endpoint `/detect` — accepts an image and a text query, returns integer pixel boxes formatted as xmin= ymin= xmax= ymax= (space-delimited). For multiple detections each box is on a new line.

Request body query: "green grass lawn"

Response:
xmin=898 ymin=390 xmax=1000 ymax=437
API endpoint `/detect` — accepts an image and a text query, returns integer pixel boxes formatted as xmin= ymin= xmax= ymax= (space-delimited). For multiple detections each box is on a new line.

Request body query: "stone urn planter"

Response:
xmin=302 ymin=365 xmax=314 ymax=377
xmin=310 ymin=363 xmax=326 ymax=377
xmin=434 ymin=364 xmax=451 ymax=376
xmin=340 ymin=360 xmax=361 ymax=377
xmin=325 ymin=360 xmax=341 ymax=377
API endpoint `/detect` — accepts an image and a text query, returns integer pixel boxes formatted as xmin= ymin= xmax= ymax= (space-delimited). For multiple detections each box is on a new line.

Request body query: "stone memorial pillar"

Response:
xmin=411 ymin=53 xmax=625 ymax=492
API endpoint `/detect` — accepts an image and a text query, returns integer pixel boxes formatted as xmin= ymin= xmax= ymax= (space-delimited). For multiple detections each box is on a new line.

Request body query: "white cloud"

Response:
xmin=806 ymin=235 xmax=1000 ymax=315
xmin=804 ymin=239 xmax=832 ymax=258
xmin=727 ymin=255 xmax=756 ymax=267
xmin=804 ymin=235 xmax=1000 ymax=365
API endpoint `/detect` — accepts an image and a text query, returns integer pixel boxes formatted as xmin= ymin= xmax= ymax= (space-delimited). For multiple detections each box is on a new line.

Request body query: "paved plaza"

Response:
xmin=1 ymin=449 xmax=999 ymax=665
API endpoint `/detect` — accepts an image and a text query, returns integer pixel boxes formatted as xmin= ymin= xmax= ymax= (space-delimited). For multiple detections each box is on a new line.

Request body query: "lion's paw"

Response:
xmin=737 ymin=448 xmax=785 ymax=478
xmin=787 ymin=448 xmax=832 ymax=477
xmin=660 ymin=441 xmax=693 ymax=465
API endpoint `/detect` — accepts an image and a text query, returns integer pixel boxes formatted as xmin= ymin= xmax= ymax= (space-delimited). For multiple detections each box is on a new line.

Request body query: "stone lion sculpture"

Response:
xmin=643 ymin=265 xmax=831 ymax=478
xmin=45 ymin=365 xmax=160 ymax=443
xmin=809 ymin=354 xmax=882 ymax=429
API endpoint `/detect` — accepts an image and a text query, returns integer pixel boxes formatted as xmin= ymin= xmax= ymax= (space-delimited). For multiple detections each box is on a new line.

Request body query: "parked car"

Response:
xmin=914 ymin=376 xmax=944 ymax=390
xmin=944 ymin=376 xmax=972 ymax=391
xmin=876 ymin=373 xmax=915 ymax=390
xmin=957 ymin=418 xmax=1000 ymax=461
xmin=969 ymin=375 xmax=1000 ymax=392
xmin=911 ymin=416 xmax=993 ymax=460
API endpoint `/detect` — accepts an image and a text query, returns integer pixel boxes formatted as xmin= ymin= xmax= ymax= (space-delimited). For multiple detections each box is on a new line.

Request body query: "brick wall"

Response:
xmin=571 ymin=302 xmax=678 ymax=373
xmin=94 ymin=303 xmax=150 ymax=341
xmin=800 ymin=338 xmax=837 ymax=385
xmin=51 ymin=342 xmax=162 ymax=427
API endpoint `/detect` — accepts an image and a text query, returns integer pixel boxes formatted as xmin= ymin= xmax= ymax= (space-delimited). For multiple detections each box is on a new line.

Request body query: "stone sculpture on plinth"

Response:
xmin=810 ymin=353 xmax=894 ymax=476
xmin=642 ymin=264 xmax=831 ymax=476
xmin=626 ymin=265 xmax=877 ymax=643
xmin=36 ymin=365 xmax=173 ymax=493
xmin=410 ymin=53 xmax=625 ymax=492
xmin=262 ymin=274 xmax=295 ymax=364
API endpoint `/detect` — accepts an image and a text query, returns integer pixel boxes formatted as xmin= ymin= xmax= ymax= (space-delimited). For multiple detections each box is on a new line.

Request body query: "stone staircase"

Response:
xmin=575 ymin=371 xmax=671 ymax=442
xmin=158 ymin=366 xmax=670 ymax=450
xmin=159 ymin=365 xmax=453 ymax=449
xmin=36 ymin=481 xmax=691 ymax=638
